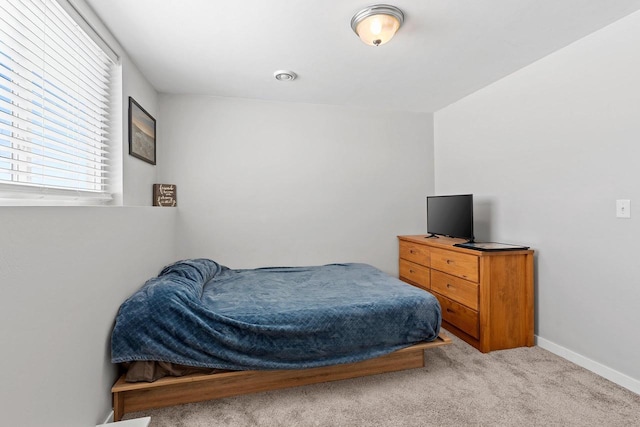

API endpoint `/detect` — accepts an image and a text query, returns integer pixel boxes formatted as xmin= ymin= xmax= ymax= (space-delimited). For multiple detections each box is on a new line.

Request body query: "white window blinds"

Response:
xmin=0 ymin=0 xmax=116 ymax=203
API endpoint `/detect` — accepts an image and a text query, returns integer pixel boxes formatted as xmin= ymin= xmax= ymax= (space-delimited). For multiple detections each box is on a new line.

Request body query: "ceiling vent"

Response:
xmin=274 ymin=70 xmax=297 ymax=81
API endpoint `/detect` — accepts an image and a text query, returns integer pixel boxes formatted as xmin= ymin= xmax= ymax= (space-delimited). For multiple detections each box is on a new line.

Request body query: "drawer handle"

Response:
xmin=446 ymin=308 xmax=455 ymax=314
xmin=446 ymin=259 xmax=453 ymax=264
xmin=410 ymin=250 xmax=415 ymax=254
xmin=446 ymin=283 xmax=453 ymax=288
xmin=409 ymin=269 xmax=415 ymax=274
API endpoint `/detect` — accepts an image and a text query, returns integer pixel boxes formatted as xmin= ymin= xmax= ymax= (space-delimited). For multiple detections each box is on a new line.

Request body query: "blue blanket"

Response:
xmin=111 ymin=259 xmax=441 ymax=370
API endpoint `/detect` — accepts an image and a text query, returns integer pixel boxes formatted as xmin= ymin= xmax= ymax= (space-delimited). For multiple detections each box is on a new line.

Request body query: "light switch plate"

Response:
xmin=616 ymin=199 xmax=631 ymax=218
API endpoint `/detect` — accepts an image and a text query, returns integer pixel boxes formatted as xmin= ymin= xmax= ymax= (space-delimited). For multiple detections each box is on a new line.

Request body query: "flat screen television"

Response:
xmin=426 ymin=194 xmax=474 ymax=242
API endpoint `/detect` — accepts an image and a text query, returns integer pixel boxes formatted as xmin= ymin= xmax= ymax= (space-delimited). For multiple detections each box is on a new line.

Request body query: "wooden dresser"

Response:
xmin=398 ymin=235 xmax=534 ymax=353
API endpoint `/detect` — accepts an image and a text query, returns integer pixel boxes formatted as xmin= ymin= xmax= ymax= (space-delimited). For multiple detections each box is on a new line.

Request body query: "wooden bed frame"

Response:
xmin=112 ymin=333 xmax=451 ymax=421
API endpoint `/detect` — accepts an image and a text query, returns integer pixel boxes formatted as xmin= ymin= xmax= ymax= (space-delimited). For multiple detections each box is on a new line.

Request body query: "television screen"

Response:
xmin=426 ymin=194 xmax=474 ymax=241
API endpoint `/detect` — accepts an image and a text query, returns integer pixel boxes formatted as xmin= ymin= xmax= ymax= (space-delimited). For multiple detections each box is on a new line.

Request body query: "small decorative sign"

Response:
xmin=153 ymin=184 xmax=177 ymax=207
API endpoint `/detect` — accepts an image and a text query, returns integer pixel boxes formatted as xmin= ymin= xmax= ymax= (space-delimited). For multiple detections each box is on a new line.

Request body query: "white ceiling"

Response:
xmin=86 ymin=0 xmax=640 ymax=113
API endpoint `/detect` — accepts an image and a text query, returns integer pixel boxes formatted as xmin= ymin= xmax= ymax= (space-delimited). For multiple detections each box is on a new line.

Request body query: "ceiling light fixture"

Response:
xmin=351 ymin=4 xmax=404 ymax=46
xmin=274 ymin=70 xmax=297 ymax=81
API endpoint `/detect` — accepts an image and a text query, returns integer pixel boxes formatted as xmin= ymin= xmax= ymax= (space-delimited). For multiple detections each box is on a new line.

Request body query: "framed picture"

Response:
xmin=128 ymin=97 xmax=156 ymax=165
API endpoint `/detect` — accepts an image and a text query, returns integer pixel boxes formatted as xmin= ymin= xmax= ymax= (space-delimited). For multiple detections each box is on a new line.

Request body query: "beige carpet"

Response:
xmin=123 ymin=330 xmax=640 ymax=426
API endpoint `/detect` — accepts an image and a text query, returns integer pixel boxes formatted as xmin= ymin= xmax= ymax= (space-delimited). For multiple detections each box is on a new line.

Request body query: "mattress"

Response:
xmin=111 ymin=259 xmax=441 ymax=375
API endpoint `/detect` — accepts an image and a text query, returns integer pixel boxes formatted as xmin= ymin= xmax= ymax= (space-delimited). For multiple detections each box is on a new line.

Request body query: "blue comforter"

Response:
xmin=111 ymin=259 xmax=441 ymax=370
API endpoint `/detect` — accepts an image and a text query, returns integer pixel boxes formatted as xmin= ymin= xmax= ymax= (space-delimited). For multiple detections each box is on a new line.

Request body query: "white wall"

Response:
xmin=434 ymin=11 xmax=640 ymax=391
xmin=122 ymin=57 xmax=159 ymax=206
xmin=0 ymin=207 xmax=176 ymax=427
xmin=159 ymin=95 xmax=434 ymax=275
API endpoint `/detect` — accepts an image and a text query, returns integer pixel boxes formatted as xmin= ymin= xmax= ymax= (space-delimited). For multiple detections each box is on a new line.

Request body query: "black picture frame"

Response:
xmin=128 ymin=97 xmax=156 ymax=165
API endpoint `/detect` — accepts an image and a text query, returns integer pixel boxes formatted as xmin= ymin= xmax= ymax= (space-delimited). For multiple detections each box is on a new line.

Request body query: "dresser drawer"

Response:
xmin=431 ymin=270 xmax=478 ymax=310
xmin=430 ymin=248 xmax=478 ymax=282
xmin=399 ymin=259 xmax=430 ymax=290
xmin=435 ymin=294 xmax=480 ymax=339
xmin=399 ymin=241 xmax=430 ymax=267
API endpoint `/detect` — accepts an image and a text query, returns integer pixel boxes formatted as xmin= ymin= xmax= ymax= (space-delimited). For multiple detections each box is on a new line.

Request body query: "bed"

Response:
xmin=111 ymin=259 xmax=450 ymax=421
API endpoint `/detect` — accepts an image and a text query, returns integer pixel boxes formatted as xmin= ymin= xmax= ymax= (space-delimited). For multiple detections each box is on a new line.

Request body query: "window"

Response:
xmin=0 ymin=0 xmax=117 ymax=204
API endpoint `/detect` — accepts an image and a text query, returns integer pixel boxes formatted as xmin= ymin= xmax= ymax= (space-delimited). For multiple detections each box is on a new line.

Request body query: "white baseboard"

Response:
xmin=100 ymin=410 xmax=114 ymax=424
xmin=536 ymin=335 xmax=640 ymax=395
